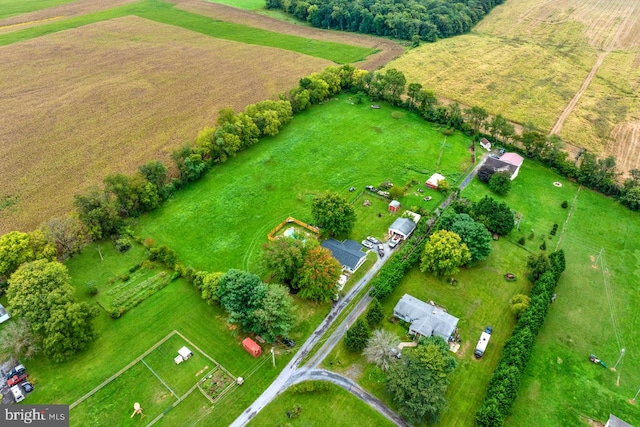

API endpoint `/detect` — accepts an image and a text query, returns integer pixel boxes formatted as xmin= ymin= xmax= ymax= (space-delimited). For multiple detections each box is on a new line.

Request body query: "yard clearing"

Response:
xmin=387 ymin=0 xmax=640 ymax=174
xmin=0 ymin=15 xmax=333 ymax=234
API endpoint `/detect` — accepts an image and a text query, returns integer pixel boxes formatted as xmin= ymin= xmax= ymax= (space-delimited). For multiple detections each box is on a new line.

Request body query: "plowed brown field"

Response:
xmin=0 ymin=16 xmax=333 ymax=234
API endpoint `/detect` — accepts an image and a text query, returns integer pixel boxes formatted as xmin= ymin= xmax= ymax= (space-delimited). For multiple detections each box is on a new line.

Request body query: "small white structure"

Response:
xmin=479 ymin=138 xmax=492 ymax=151
xmin=605 ymin=414 xmax=633 ymax=427
xmin=174 ymin=346 xmax=193 ymax=364
xmin=0 ymin=304 xmax=10 ymax=324
xmin=425 ymin=173 xmax=446 ymax=190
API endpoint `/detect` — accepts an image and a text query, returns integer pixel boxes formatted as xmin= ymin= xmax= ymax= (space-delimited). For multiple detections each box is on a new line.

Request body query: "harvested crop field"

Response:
xmin=170 ymin=0 xmax=404 ymax=70
xmin=0 ymin=15 xmax=332 ymax=234
xmin=387 ymin=0 xmax=640 ymax=173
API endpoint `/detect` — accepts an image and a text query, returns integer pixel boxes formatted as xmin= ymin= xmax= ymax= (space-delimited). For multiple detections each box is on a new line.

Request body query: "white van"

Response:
xmin=10 ymin=385 xmax=24 ymax=403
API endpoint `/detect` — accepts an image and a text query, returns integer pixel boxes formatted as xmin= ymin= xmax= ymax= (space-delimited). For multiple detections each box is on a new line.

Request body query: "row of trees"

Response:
xmin=476 ymin=250 xmax=565 ymax=426
xmin=267 ymin=0 xmax=503 ymax=42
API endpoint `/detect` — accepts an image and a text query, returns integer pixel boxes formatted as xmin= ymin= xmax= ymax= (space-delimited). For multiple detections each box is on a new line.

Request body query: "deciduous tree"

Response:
xmin=471 ymin=196 xmax=514 ymax=235
xmin=311 ymin=192 xmax=356 ymax=236
xmin=0 ymin=318 xmax=40 ymax=361
xmin=489 ymin=172 xmax=512 ymax=196
xmin=252 ymin=284 xmax=295 ymax=343
xmin=41 ymin=215 xmax=88 ymax=260
xmin=297 ymin=247 xmax=341 ymax=303
xmin=216 ymin=269 xmax=267 ymax=331
xmin=420 ymin=230 xmax=471 ymax=276
xmin=261 ymin=235 xmax=317 ymax=287
xmin=0 ymin=231 xmax=57 ymax=279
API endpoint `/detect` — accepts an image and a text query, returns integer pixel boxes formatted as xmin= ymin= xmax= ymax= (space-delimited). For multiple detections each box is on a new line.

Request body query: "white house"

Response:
xmin=425 ymin=173 xmax=446 ymax=189
xmin=499 ymin=152 xmax=524 ymax=180
xmin=393 ymin=294 xmax=458 ymax=341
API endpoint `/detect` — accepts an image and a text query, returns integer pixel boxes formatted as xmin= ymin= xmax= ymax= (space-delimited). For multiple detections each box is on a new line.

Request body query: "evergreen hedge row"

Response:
xmin=475 ymin=250 xmax=565 ymax=426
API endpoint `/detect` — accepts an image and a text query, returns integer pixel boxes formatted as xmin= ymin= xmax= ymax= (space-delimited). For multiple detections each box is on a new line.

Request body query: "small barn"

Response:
xmin=388 ymin=200 xmax=400 ymax=213
xmin=425 ymin=173 xmax=445 ymax=190
xmin=479 ymin=138 xmax=492 ymax=151
xmin=388 ymin=217 xmax=417 ymax=240
xmin=242 ymin=338 xmax=262 ymax=358
xmin=0 ymin=304 xmax=10 ymax=324
xmin=321 ymin=239 xmax=367 ymax=273
xmin=174 ymin=346 xmax=193 ymax=364
xmin=393 ymin=294 xmax=458 ymax=341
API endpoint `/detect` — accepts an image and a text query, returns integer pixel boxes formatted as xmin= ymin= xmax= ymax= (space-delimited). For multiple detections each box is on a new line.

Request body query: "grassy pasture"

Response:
xmin=249 ymin=381 xmax=394 ymax=426
xmin=134 ymin=93 xmax=472 ymax=273
xmin=205 ymin=0 xmax=265 ymax=11
xmin=0 ymin=0 xmax=77 ymax=20
xmin=25 ymin=241 xmax=318 ymax=426
xmin=386 ymin=0 xmax=640 ymax=171
xmin=0 ymin=14 xmax=336 ymax=234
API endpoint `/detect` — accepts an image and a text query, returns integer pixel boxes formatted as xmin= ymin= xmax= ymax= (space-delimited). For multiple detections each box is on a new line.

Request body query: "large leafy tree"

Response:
xmin=439 ymin=213 xmax=492 ymax=264
xmin=414 ymin=337 xmax=457 ymax=382
xmin=297 ymin=247 xmax=342 ymax=303
xmin=386 ymin=353 xmax=448 ymax=424
xmin=40 ymin=214 xmax=88 ymax=260
xmin=363 ymin=329 xmax=399 ymax=371
xmin=311 ymin=192 xmax=356 ymax=236
xmin=7 ymin=260 xmax=97 ymax=362
xmin=471 ymin=196 xmax=515 ymax=235
xmin=261 ymin=235 xmax=318 ymax=287
xmin=196 ymin=271 xmax=223 ymax=305
xmin=74 ymin=187 xmax=121 ymax=240
xmin=420 ymin=230 xmax=471 ymax=276
xmin=216 ymin=269 xmax=267 ymax=331
xmin=252 ymin=284 xmax=295 ymax=343
xmin=489 ymin=172 xmax=512 ymax=196
xmin=0 ymin=231 xmax=57 ymax=279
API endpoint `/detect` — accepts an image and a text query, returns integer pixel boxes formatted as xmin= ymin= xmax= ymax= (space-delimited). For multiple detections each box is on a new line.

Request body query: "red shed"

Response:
xmin=242 ymin=338 xmax=262 ymax=358
xmin=388 ymin=200 xmax=400 ymax=213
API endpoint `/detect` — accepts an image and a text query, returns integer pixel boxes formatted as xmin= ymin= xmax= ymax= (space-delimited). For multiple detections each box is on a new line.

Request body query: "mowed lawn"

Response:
xmin=249 ymin=381 xmax=394 ymax=426
xmin=135 ymin=93 xmax=472 ymax=274
xmin=23 ymin=241 xmax=317 ymax=427
xmin=205 ymin=0 xmax=266 ymax=11
xmin=507 ymin=186 xmax=640 ymax=426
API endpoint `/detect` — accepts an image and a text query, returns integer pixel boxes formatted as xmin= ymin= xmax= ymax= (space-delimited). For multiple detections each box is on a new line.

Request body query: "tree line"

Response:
xmin=266 ymin=0 xmax=504 ymax=42
xmin=475 ymin=250 xmax=566 ymax=426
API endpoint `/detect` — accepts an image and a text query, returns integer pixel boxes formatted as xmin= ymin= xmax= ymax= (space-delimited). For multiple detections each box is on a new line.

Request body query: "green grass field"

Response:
xmin=249 ymin=381 xmax=394 ymax=426
xmin=135 ymin=93 xmax=472 ymax=274
xmin=0 ymin=0 xmax=76 ymax=20
xmin=0 ymin=0 xmax=375 ymax=64
xmin=206 ymin=0 xmax=265 ymax=11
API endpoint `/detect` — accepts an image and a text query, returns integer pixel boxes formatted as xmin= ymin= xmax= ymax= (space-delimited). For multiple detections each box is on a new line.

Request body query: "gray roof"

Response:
xmin=483 ymin=157 xmax=518 ymax=176
xmin=389 ymin=217 xmax=416 ymax=238
xmin=393 ymin=294 xmax=458 ymax=340
xmin=0 ymin=304 xmax=7 ymax=316
xmin=321 ymin=239 xmax=366 ymax=270
xmin=607 ymin=414 xmax=633 ymax=427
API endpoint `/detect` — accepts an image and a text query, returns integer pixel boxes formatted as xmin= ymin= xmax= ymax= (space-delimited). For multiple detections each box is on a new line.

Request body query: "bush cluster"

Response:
xmin=476 ymin=250 xmax=565 ymax=426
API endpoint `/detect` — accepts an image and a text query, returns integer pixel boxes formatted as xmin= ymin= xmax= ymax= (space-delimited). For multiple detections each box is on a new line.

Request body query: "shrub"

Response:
xmin=128 ymin=263 xmax=141 ymax=273
xmin=539 ymin=241 xmax=546 ymax=250
xmin=561 ymin=200 xmax=568 ymax=208
xmin=489 ymin=172 xmax=512 ymax=195
xmin=290 ymin=381 xmax=330 ymax=394
xmin=86 ymin=285 xmax=98 ymax=297
xmin=517 ymin=237 xmax=526 ymax=245
xmin=344 ymin=319 xmax=370 ymax=352
xmin=115 ymin=237 xmax=132 ymax=253
xmin=120 ymin=274 xmax=130 ymax=282
xmin=366 ymin=298 xmax=385 ymax=327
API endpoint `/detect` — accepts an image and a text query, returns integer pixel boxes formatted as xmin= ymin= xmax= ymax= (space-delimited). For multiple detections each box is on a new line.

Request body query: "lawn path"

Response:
xmin=555 ymin=185 xmax=581 ymax=251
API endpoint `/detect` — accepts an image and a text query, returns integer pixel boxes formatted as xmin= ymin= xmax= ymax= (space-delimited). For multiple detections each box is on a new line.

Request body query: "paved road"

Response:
xmin=230 ymin=247 xmax=392 ymax=427
xmin=286 ymin=368 xmax=408 ymax=427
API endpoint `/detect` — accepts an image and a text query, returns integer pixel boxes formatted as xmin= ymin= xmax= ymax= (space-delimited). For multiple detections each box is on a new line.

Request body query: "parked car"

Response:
xmin=10 ymin=385 xmax=24 ymax=403
xmin=21 ymin=381 xmax=34 ymax=393
xmin=388 ymin=235 xmax=401 ymax=248
xmin=361 ymin=240 xmax=374 ymax=249
xmin=7 ymin=372 xmax=27 ymax=387
xmin=282 ymin=338 xmax=295 ymax=348
xmin=367 ymin=236 xmax=381 ymax=245
xmin=5 ymin=364 xmax=26 ymax=380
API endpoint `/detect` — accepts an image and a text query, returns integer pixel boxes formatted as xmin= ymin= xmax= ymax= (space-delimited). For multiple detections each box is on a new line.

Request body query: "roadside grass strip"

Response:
xmin=0 ymin=0 xmax=375 ymax=63
xmin=70 ymin=331 xmax=236 ymax=426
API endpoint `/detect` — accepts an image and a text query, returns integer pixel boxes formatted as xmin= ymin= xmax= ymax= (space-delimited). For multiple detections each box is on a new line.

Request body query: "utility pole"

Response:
xmin=271 ymin=347 xmax=276 ymax=368
xmin=632 ymin=387 xmax=640 ymax=403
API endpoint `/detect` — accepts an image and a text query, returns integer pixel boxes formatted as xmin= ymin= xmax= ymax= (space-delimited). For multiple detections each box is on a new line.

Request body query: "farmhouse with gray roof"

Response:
xmin=393 ymin=294 xmax=458 ymax=340
xmin=321 ymin=239 xmax=367 ymax=274
xmin=388 ymin=217 xmax=417 ymax=240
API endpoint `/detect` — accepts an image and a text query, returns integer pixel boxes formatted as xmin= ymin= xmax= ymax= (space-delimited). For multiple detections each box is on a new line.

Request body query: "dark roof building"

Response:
xmin=321 ymin=239 xmax=367 ymax=273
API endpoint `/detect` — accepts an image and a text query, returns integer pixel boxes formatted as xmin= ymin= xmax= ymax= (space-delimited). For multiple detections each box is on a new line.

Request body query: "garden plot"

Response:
xmin=94 ymin=261 xmax=174 ymax=318
xmin=70 ymin=331 xmax=234 ymax=427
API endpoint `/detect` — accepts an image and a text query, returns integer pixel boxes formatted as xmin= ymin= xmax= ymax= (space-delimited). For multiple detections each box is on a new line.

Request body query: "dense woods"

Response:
xmin=266 ymin=0 xmax=504 ymax=42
